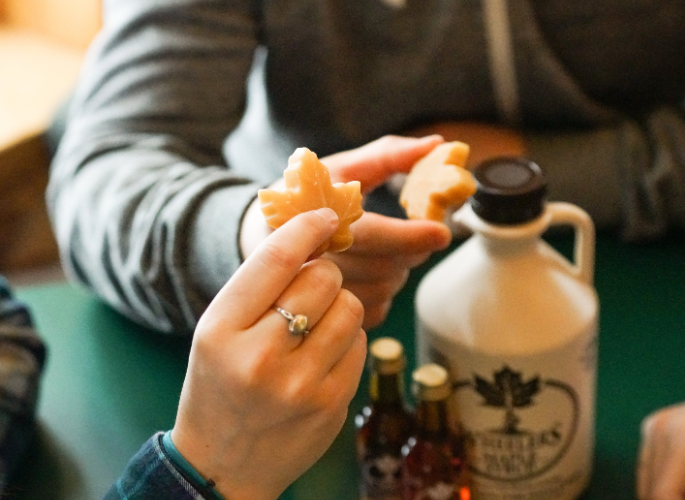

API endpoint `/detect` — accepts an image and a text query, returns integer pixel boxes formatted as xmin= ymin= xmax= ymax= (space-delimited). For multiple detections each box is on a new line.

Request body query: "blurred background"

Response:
xmin=0 ymin=0 xmax=100 ymax=285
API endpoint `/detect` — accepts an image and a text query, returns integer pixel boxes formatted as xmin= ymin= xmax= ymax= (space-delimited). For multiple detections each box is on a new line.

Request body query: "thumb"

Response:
xmin=322 ymin=135 xmax=444 ymax=193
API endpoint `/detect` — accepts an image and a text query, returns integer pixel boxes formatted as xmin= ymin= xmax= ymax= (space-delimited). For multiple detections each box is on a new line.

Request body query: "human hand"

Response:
xmin=241 ymin=135 xmax=453 ymax=331
xmin=406 ymin=121 xmax=526 ymax=168
xmin=637 ymin=402 xmax=685 ymax=500
xmin=321 ymin=135 xmax=453 ymax=329
xmin=172 ymin=208 xmax=367 ymax=500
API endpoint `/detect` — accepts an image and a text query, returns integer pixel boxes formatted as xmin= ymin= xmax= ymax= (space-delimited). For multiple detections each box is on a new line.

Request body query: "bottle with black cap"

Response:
xmin=415 ymin=157 xmax=598 ymax=500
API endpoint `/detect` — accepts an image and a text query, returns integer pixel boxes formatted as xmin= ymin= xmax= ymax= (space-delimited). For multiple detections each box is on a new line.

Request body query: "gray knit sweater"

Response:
xmin=48 ymin=0 xmax=685 ymax=333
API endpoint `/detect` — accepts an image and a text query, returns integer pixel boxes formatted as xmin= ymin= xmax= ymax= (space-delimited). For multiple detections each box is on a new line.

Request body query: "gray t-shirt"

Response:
xmin=48 ymin=0 xmax=685 ymax=333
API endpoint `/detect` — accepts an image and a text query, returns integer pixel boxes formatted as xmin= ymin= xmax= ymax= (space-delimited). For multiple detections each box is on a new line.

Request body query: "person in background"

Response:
xmin=47 ymin=0 xmax=685 ymax=337
xmin=637 ymin=403 xmax=685 ymax=500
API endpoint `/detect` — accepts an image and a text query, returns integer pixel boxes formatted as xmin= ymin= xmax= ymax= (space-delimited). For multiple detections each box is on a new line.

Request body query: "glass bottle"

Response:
xmin=355 ymin=337 xmax=414 ymax=500
xmin=402 ymin=363 xmax=470 ymax=500
xmin=415 ymin=157 xmax=598 ymax=499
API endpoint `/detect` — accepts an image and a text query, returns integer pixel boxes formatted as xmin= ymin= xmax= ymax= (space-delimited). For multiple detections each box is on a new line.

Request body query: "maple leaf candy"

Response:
xmin=258 ymin=148 xmax=364 ymax=254
xmin=399 ymin=141 xmax=477 ymax=222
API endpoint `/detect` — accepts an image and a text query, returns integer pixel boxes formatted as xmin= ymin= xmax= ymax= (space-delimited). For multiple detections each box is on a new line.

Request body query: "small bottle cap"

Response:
xmin=470 ymin=157 xmax=547 ymax=225
xmin=412 ymin=363 xmax=451 ymax=401
xmin=369 ymin=337 xmax=406 ymax=375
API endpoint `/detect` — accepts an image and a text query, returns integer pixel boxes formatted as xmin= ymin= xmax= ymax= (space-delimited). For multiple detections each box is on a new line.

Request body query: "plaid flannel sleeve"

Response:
xmin=0 ymin=276 xmax=47 ymax=488
xmin=103 ymin=432 xmax=223 ymax=500
xmin=0 ymin=277 xmax=223 ymax=498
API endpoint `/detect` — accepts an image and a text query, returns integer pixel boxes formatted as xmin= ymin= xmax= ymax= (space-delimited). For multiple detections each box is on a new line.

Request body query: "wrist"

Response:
xmin=169 ymin=427 xmax=281 ymax=500
xmin=239 ymin=183 xmax=280 ymax=260
xmin=162 ymin=431 xmax=226 ymax=500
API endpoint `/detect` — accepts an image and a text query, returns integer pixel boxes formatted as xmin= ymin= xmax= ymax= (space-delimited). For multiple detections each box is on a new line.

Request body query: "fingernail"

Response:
xmin=421 ymin=134 xmax=444 ymax=142
xmin=432 ymin=224 xmax=452 ymax=249
xmin=314 ymin=207 xmax=338 ymax=225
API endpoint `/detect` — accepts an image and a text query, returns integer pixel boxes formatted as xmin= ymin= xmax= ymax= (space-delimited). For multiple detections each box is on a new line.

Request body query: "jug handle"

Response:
xmin=546 ymin=202 xmax=595 ymax=285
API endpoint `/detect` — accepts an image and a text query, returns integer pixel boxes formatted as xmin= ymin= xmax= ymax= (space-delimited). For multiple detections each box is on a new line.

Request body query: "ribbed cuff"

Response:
xmin=162 ymin=431 xmax=227 ymax=500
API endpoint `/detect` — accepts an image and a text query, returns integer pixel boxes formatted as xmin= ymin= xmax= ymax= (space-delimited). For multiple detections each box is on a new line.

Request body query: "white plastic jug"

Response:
xmin=415 ymin=157 xmax=598 ymax=500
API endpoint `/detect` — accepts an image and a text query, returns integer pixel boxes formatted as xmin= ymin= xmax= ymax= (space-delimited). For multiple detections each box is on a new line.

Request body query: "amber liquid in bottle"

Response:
xmin=402 ymin=364 xmax=470 ymax=500
xmin=356 ymin=337 xmax=414 ymax=500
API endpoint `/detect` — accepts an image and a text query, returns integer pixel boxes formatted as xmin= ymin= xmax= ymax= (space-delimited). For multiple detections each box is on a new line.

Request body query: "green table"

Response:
xmin=10 ymin=230 xmax=685 ymax=499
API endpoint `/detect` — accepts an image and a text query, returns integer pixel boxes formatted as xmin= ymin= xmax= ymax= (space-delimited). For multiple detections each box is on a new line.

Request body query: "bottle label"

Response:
xmin=413 ymin=481 xmax=458 ymax=500
xmin=419 ymin=322 xmax=597 ymax=500
xmin=403 ymin=467 xmax=470 ymax=500
xmin=359 ymin=453 xmax=403 ymax=500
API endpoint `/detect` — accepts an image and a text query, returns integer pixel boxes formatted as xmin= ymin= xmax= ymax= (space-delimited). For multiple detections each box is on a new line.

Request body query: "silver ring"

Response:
xmin=275 ymin=307 xmax=310 ymax=335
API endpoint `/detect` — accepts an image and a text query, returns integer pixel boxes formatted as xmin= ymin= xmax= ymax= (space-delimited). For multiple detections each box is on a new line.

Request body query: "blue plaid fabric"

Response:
xmin=0 ymin=276 xmax=218 ymax=498
xmin=103 ymin=432 xmax=221 ymax=500
xmin=0 ymin=275 xmax=47 ymax=489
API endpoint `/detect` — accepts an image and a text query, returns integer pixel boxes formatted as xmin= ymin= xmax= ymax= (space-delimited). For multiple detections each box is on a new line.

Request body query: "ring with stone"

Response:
xmin=275 ymin=307 xmax=310 ymax=335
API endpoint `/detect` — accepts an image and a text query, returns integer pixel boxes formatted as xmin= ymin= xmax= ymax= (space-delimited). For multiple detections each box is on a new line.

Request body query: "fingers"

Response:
xmin=344 ymin=275 xmax=405 ymax=330
xmin=654 ymin=442 xmax=685 ymax=499
xmin=322 ymin=212 xmax=447 ymax=331
xmin=208 ymin=208 xmax=339 ymax=330
xmin=324 ymin=327 xmax=368 ymax=406
xmin=405 ymin=121 xmax=526 ymax=169
xmin=637 ymin=416 xmax=654 ymax=500
xmin=345 ymin=212 xmax=452 ymax=255
xmin=265 ymin=259 xmax=343 ymax=349
xmin=299 ymin=288 xmax=365 ymax=375
xmin=329 ymin=251 xmax=429 ymax=282
xmin=323 ymin=135 xmax=444 ymax=193
xmin=637 ymin=405 xmax=685 ymax=500
xmin=639 ymin=413 xmax=664 ymax=500
xmin=343 ymin=270 xmax=409 ymax=307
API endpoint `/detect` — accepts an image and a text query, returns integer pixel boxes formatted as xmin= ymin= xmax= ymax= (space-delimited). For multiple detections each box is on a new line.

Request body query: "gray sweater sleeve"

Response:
xmin=525 ymin=107 xmax=685 ymax=241
xmin=47 ymin=0 xmax=262 ymax=333
xmin=507 ymin=0 xmax=685 ymax=241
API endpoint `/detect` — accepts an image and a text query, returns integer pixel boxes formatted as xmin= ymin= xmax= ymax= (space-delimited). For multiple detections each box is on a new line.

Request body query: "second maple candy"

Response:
xmin=400 ymin=141 xmax=476 ymax=222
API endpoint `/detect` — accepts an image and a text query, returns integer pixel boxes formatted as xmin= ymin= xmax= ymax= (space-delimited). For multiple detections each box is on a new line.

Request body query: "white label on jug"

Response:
xmin=419 ymin=322 xmax=597 ymax=500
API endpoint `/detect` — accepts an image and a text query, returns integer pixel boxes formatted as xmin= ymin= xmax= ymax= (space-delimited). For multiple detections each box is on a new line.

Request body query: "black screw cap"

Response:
xmin=470 ymin=157 xmax=547 ymax=225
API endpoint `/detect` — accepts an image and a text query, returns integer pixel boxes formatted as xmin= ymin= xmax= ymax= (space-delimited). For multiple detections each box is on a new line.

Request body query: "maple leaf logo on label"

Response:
xmin=454 ymin=365 xmax=579 ymax=482
xmin=259 ymin=148 xmax=363 ymax=254
xmin=419 ymin=481 xmax=457 ymax=500
xmin=360 ymin=454 xmax=403 ymax=497
xmin=474 ymin=366 xmax=540 ymax=435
